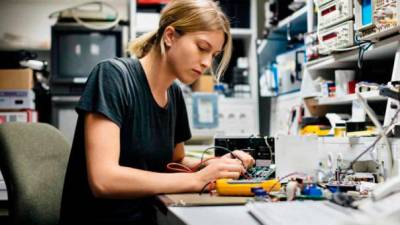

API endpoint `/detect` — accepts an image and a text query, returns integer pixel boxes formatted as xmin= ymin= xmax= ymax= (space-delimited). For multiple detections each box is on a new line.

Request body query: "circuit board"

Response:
xmin=215 ymin=166 xmax=278 ymax=196
xmin=244 ymin=165 xmax=276 ymax=180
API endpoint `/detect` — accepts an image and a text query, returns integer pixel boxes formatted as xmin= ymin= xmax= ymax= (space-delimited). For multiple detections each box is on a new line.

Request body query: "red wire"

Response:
xmin=191 ymin=157 xmax=219 ymax=171
xmin=166 ymin=163 xmax=193 ymax=173
xmin=166 ymin=155 xmax=251 ymax=193
xmin=166 ymin=157 xmax=220 ymax=173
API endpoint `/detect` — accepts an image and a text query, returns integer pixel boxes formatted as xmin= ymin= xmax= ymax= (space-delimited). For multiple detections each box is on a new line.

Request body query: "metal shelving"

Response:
xmin=274 ymin=6 xmax=308 ymax=35
xmin=316 ymin=90 xmax=387 ymax=105
xmin=306 ymin=34 xmax=400 ymax=71
xmin=257 ymin=5 xmax=308 ymax=62
xmin=302 ymin=33 xmax=400 ymax=125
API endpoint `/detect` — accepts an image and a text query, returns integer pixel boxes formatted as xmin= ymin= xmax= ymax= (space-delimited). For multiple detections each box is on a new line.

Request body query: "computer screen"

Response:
xmin=58 ymin=33 xmax=116 ymax=78
xmin=51 ymin=24 xmax=122 ymax=84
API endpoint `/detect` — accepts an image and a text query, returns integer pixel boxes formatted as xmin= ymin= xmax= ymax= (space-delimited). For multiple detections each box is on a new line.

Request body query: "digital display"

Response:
xmin=362 ymin=0 xmax=373 ymax=26
xmin=58 ymin=34 xmax=117 ymax=78
xmin=322 ymin=5 xmax=336 ymax=16
xmin=51 ymin=24 xmax=123 ymax=87
xmin=322 ymin=32 xmax=338 ymax=41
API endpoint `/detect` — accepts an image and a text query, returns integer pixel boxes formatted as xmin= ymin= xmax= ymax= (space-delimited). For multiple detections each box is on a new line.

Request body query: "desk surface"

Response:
xmin=156 ymin=194 xmax=259 ymax=225
xmin=167 ymin=205 xmax=259 ymax=225
xmin=156 ymin=195 xmax=353 ymax=225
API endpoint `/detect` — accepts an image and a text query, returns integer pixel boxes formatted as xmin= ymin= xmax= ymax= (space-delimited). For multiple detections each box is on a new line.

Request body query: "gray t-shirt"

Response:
xmin=59 ymin=57 xmax=191 ymax=225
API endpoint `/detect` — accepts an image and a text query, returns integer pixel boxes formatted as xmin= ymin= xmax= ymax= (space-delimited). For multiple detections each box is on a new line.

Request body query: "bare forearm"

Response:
xmin=180 ymin=156 xmax=202 ymax=169
xmin=92 ymin=165 xmax=203 ymax=198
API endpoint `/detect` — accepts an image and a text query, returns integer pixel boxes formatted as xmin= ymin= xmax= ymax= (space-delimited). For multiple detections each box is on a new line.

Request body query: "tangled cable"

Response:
xmin=166 ymin=146 xmax=253 ymax=194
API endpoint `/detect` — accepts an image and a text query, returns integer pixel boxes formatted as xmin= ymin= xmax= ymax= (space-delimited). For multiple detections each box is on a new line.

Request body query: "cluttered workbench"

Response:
xmin=155 ymin=176 xmax=400 ymax=225
xmin=163 ymin=133 xmax=400 ymax=225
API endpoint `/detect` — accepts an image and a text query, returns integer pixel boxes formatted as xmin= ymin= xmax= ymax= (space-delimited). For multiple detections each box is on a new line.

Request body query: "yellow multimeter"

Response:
xmin=215 ymin=179 xmax=281 ymax=196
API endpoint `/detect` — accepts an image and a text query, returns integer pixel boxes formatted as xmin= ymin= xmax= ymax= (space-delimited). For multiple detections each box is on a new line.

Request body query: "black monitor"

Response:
xmin=51 ymin=24 xmax=123 ymax=94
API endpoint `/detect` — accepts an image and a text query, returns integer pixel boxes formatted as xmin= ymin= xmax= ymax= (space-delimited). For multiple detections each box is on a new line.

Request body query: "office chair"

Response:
xmin=0 ymin=122 xmax=71 ymax=225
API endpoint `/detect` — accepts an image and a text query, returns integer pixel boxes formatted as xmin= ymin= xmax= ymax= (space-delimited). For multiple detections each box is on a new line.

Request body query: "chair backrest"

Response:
xmin=0 ymin=122 xmax=71 ymax=225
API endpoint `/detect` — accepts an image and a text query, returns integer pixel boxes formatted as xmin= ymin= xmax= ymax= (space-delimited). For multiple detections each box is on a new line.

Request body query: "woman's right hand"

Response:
xmin=193 ymin=157 xmax=245 ymax=191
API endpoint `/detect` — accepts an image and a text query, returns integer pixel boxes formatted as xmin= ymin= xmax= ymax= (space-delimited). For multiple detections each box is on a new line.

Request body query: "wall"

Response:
xmin=0 ymin=0 xmax=128 ymax=50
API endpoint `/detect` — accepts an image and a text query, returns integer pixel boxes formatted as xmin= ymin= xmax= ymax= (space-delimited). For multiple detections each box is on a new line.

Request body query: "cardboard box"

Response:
xmin=0 ymin=68 xmax=33 ymax=90
xmin=303 ymin=97 xmax=330 ymax=117
xmin=192 ymin=75 xmax=215 ymax=93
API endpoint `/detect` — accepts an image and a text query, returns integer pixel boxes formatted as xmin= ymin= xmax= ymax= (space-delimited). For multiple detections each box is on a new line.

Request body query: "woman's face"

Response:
xmin=164 ymin=28 xmax=225 ymax=84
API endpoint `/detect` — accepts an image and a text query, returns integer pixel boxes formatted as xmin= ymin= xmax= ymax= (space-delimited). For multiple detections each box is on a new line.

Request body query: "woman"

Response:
xmin=59 ymin=0 xmax=255 ymax=224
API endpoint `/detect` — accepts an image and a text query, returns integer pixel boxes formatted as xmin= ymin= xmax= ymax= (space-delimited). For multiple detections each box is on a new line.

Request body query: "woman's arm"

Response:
xmin=172 ymin=143 xmax=202 ymax=169
xmin=173 ymin=143 xmax=256 ymax=170
xmin=85 ymin=112 xmax=243 ymax=199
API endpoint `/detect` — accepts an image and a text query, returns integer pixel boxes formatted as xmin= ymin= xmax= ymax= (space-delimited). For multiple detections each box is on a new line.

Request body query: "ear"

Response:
xmin=163 ymin=26 xmax=177 ymax=48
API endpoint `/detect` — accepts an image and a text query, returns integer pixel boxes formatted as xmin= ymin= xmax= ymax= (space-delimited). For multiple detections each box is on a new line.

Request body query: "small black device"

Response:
xmin=214 ymin=136 xmax=275 ymax=167
xmin=0 ymin=50 xmax=38 ymax=69
xmin=379 ymin=82 xmax=400 ymax=101
xmin=50 ymin=23 xmax=123 ymax=95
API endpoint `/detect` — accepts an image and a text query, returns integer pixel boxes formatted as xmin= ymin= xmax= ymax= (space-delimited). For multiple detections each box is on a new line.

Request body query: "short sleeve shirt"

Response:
xmin=59 ymin=57 xmax=192 ymax=225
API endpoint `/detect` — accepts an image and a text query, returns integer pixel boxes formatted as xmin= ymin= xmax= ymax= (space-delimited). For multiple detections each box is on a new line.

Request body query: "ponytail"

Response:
xmin=128 ymin=30 xmax=158 ymax=58
xmin=127 ymin=0 xmax=232 ymax=81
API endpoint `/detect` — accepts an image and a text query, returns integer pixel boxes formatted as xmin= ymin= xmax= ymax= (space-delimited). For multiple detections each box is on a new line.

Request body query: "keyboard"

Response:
xmin=247 ymin=201 xmax=355 ymax=225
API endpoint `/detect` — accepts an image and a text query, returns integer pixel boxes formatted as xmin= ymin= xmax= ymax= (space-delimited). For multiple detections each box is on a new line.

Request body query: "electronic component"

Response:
xmin=247 ymin=166 xmax=276 ymax=180
xmin=300 ymin=125 xmax=331 ymax=136
xmin=318 ymin=0 xmax=353 ymax=29
xmin=214 ymin=136 xmax=275 ymax=167
xmin=326 ymin=182 xmax=357 ymax=192
xmin=300 ymin=116 xmax=331 ymax=136
xmin=318 ymin=20 xmax=354 ymax=54
xmin=305 ymin=32 xmax=320 ymax=61
xmin=314 ymin=0 xmax=335 ymax=7
xmin=216 ymin=178 xmax=280 ymax=196
xmin=355 ymin=0 xmax=400 ymax=40
xmin=0 ymin=90 xmax=35 ymax=110
xmin=50 ymin=23 xmax=123 ymax=95
xmin=345 ymin=121 xmax=367 ymax=133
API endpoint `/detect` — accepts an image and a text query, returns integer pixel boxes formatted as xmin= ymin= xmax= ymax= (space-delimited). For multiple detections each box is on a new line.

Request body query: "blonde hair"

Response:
xmin=128 ymin=0 xmax=232 ymax=81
